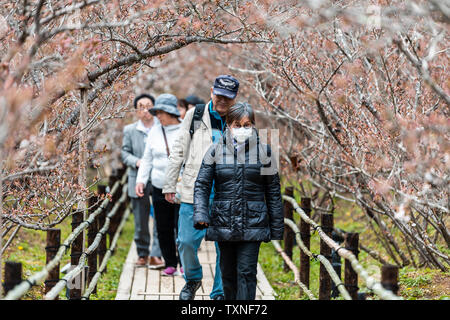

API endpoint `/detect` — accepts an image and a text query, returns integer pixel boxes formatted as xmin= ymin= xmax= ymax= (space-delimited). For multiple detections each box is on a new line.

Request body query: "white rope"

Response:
xmin=282 ymin=218 xmax=352 ymax=300
xmin=2 ymin=174 xmax=126 ymax=300
xmin=82 ymin=206 xmax=131 ymax=299
xmin=283 ymin=195 xmax=402 ymax=300
xmin=44 ymin=185 xmax=127 ymax=300
xmin=271 ymin=239 xmax=317 ymax=300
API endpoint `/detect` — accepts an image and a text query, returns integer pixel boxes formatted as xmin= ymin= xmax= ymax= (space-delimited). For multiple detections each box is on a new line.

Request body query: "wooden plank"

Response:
xmin=196 ymin=240 xmax=209 ymax=300
xmin=174 ymin=274 xmax=185 ymax=300
xmin=205 ymin=241 xmax=217 ymax=264
xmin=204 ymin=240 xmax=215 ymax=253
xmin=201 ymin=263 xmax=215 ymax=300
xmin=143 ymin=292 xmax=211 ymax=296
xmin=197 ymin=249 xmax=209 ymax=264
xmin=160 ymin=274 xmax=175 ymax=300
xmin=117 ymin=233 xmax=276 ymax=301
xmin=205 ymin=240 xmax=212 ymax=264
xmin=115 ymin=241 xmax=137 ymax=300
xmin=145 ymin=269 xmax=160 ymax=300
xmin=205 ymin=241 xmax=218 ymax=300
xmin=256 ymin=263 xmax=276 ymax=300
xmin=255 ymin=284 xmax=264 ymax=300
xmin=130 ymin=266 xmax=147 ymax=300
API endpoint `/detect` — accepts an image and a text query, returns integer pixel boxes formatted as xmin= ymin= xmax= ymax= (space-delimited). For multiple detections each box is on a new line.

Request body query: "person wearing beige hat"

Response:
xmin=136 ymin=93 xmax=183 ymax=276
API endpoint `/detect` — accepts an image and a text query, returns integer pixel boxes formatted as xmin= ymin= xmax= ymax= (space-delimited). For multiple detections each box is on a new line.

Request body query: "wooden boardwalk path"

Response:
xmin=115 ymin=222 xmax=276 ymax=300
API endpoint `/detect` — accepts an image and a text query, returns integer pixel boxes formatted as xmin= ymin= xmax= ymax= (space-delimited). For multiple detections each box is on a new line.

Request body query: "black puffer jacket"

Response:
xmin=193 ymin=128 xmax=284 ymax=242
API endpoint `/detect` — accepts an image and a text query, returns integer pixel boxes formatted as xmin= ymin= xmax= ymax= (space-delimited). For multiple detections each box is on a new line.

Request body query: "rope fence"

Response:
xmin=1 ymin=167 xmax=130 ymax=300
xmin=2 ymin=170 xmax=404 ymax=300
xmin=279 ymin=189 xmax=402 ymax=300
xmin=44 ymin=183 xmax=128 ymax=300
xmin=82 ymin=206 xmax=131 ymax=299
xmin=278 ymin=218 xmax=352 ymax=300
xmin=271 ymin=240 xmax=317 ymax=300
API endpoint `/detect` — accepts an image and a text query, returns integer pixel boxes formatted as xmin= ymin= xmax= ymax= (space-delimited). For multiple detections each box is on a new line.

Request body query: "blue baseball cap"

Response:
xmin=212 ymin=75 xmax=239 ymax=99
xmin=149 ymin=93 xmax=180 ymax=117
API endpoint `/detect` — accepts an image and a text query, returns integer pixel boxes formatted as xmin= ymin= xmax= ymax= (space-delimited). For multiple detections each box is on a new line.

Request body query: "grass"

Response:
xmin=399 ymin=266 xmax=450 ymax=300
xmin=259 ymin=241 xmax=322 ymax=300
xmin=2 ymin=216 xmax=72 ymax=299
xmin=89 ymin=213 xmax=134 ymax=300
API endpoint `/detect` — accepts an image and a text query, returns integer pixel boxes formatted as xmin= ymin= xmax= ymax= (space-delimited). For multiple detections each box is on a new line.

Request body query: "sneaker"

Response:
xmin=180 ymin=267 xmax=184 ymax=275
xmin=148 ymin=256 xmax=165 ymax=270
xmin=162 ymin=266 xmax=178 ymax=276
xmin=179 ymin=280 xmax=202 ymax=300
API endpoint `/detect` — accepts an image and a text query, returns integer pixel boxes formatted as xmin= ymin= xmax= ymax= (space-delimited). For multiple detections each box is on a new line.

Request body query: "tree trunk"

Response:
xmin=78 ymin=88 xmax=88 ymax=294
xmin=0 ymin=149 xmax=3 ymax=298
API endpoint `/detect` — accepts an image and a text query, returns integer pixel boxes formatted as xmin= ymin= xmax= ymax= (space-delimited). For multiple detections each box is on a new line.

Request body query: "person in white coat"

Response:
xmin=136 ymin=93 xmax=182 ymax=276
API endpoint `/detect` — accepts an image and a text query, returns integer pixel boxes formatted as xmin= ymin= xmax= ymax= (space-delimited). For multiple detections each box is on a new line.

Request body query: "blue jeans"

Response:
xmin=177 ymin=202 xmax=224 ymax=299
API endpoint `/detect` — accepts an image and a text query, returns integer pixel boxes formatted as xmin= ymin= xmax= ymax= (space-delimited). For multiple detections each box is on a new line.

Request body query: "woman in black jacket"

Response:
xmin=193 ymin=102 xmax=283 ymax=300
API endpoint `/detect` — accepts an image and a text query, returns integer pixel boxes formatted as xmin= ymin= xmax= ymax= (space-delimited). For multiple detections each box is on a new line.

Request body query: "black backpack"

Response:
xmin=189 ymin=103 xmax=206 ymax=139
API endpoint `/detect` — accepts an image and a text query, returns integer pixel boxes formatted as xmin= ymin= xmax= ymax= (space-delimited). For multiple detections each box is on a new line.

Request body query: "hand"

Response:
xmin=195 ymin=221 xmax=209 ymax=230
xmin=165 ymin=193 xmax=176 ymax=203
xmin=136 ymin=159 xmax=141 ymax=168
xmin=135 ymin=183 xmax=145 ymax=197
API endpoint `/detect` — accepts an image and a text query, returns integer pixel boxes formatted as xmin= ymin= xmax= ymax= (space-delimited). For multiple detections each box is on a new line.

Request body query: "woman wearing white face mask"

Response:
xmin=192 ymin=102 xmax=284 ymax=300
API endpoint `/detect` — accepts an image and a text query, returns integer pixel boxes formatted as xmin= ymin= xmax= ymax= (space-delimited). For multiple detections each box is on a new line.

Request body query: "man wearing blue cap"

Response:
xmin=163 ymin=75 xmax=239 ymax=300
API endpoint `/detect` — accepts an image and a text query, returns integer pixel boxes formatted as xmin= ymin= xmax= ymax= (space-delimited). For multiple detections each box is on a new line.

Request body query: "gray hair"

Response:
xmin=225 ymin=102 xmax=255 ymax=126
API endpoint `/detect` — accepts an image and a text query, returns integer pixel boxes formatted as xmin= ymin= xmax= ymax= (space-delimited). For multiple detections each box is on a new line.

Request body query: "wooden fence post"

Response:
xmin=319 ymin=213 xmax=333 ymax=300
xmin=116 ymin=168 xmax=127 ymax=237
xmin=283 ymin=187 xmax=294 ymax=272
xmin=116 ymin=197 xmax=127 ymax=239
xmin=344 ymin=232 xmax=359 ymax=300
xmin=299 ymin=197 xmax=311 ymax=295
xmin=45 ymin=229 xmax=61 ymax=297
xmin=69 ymin=211 xmax=83 ymax=300
xmin=117 ymin=166 xmax=126 ymax=180
xmin=3 ymin=261 xmax=22 ymax=295
xmin=97 ymin=185 xmax=107 ymax=273
xmin=381 ymin=264 xmax=399 ymax=295
xmin=87 ymin=196 xmax=99 ymax=294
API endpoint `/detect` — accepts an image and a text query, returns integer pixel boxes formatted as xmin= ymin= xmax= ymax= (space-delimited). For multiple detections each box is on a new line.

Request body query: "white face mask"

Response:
xmin=231 ymin=127 xmax=253 ymax=143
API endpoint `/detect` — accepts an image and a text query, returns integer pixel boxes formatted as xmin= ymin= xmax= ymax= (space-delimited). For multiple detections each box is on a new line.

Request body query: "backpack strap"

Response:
xmin=189 ymin=103 xmax=206 ymax=139
xmin=161 ymin=126 xmax=170 ymax=157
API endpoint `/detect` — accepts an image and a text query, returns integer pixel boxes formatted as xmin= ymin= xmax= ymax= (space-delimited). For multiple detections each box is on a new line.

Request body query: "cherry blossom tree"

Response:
xmin=0 ymin=0 xmax=448 ymax=284
xmin=223 ymin=0 xmax=449 ymax=270
xmin=137 ymin=0 xmax=449 ymax=270
xmin=0 ymin=0 xmax=272 ymax=261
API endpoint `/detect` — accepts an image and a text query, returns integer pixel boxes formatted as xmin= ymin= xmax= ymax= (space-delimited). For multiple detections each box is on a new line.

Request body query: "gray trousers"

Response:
xmin=130 ymin=184 xmax=161 ymax=258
